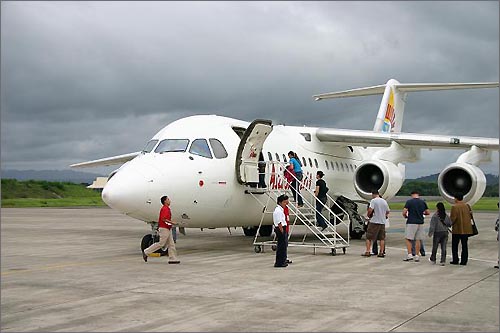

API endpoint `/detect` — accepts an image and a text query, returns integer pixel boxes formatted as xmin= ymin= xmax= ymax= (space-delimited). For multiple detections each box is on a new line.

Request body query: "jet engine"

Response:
xmin=438 ymin=162 xmax=486 ymax=205
xmin=354 ymin=160 xmax=404 ymax=200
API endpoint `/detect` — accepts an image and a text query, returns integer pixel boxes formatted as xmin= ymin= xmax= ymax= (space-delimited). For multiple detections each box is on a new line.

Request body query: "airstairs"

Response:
xmin=245 ymin=161 xmax=351 ymax=256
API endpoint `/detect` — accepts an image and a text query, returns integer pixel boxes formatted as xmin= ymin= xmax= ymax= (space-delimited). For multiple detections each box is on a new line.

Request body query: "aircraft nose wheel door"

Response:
xmin=235 ymin=119 xmax=273 ymax=185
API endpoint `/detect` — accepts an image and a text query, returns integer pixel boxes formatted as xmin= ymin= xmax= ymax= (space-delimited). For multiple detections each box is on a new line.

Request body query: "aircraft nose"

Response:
xmin=102 ymin=166 xmax=150 ymax=214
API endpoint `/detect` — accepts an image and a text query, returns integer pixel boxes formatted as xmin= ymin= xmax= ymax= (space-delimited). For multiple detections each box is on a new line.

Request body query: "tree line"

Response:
xmin=396 ymin=181 xmax=499 ymax=197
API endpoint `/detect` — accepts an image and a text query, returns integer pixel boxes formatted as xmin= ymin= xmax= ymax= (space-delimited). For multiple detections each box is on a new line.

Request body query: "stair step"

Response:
xmin=244 ymin=189 xmax=267 ymax=194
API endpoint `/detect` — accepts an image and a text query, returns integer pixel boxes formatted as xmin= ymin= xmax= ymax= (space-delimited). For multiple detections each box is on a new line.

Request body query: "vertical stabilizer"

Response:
xmin=313 ymin=79 xmax=498 ymax=134
xmin=373 ymin=79 xmax=406 ymax=133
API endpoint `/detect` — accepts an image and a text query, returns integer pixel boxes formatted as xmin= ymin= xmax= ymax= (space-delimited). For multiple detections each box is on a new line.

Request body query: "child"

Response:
xmin=428 ymin=202 xmax=452 ymax=266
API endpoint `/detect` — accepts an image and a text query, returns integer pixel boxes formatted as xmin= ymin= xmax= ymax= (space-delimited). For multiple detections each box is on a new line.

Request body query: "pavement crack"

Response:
xmin=388 ymin=269 xmax=499 ymax=332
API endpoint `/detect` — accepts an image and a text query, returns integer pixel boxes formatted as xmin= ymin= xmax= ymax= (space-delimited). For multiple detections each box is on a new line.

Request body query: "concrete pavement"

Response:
xmin=1 ymin=207 xmax=498 ymax=332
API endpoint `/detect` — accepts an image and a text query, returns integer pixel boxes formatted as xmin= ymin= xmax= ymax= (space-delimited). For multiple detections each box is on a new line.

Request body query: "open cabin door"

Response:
xmin=235 ymin=119 xmax=273 ymax=185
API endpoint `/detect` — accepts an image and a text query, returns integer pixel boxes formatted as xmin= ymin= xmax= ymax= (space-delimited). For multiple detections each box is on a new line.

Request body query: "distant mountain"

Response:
xmin=1 ymin=169 xmax=106 ymax=184
xmin=406 ymin=173 xmax=499 ymax=186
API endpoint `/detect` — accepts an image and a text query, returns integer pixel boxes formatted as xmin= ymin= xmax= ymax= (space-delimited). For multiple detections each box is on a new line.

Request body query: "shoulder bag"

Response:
xmin=468 ymin=204 xmax=479 ymax=237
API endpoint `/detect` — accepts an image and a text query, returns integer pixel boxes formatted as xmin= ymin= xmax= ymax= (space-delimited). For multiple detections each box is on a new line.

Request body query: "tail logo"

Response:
xmin=382 ymin=90 xmax=396 ymax=132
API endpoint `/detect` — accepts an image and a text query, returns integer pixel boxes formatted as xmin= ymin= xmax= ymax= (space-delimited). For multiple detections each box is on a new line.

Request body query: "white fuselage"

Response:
xmin=102 ymin=115 xmax=371 ymax=228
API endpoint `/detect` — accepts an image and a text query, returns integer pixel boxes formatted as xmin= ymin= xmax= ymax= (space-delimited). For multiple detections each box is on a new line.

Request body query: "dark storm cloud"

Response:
xmin=1 ymin=1 xmax=498 ymax=177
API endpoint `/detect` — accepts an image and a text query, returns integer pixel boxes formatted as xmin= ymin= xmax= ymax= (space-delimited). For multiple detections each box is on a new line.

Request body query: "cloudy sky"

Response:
xmin=1 ymin=1 xmax=499 ymax=178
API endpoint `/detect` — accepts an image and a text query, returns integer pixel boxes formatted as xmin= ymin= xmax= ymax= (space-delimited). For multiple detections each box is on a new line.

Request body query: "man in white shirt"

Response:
xmin=273 ymin=194 xmax=289 ymax=267
xmin=362 ymin=190 xmax=390 ymax=258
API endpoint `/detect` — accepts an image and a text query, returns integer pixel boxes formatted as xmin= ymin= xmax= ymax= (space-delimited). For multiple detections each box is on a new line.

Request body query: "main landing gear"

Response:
xmin=242 ymin=225 xmax=273 ymax=237
xmin=140 ymin=232 xmax=168 ymax=256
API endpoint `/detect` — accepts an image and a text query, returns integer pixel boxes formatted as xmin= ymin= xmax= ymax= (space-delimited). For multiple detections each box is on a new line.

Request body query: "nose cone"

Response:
xmin=102 ymin=166 xmax=150 ymax=215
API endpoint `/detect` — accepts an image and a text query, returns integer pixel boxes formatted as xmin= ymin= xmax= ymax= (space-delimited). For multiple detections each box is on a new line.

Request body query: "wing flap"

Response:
xmin=316 ymin=129 xmax=499 ymax=150
xmin=70 ymin=152 xmax=141 ymax=168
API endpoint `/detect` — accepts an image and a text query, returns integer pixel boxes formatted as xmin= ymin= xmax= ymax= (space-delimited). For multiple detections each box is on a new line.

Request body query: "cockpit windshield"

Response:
xmin=155 ymin=139 xmax=190 ymax=153
xmin=142 ymin=140 xmax=159 ymax=153
xmin=189 ymin=139 xmax=213 ymax=158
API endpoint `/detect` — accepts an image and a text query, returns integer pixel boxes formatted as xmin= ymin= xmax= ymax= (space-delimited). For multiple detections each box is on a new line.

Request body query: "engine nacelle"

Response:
xmin=438 ymin=163 xmax=486 ymax=205
xmin=354 ymin=160 xmax=404 ymax=200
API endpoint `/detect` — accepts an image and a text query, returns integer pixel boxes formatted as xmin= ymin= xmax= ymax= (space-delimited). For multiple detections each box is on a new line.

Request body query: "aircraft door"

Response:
xmin=235 ymin=119 xmax=273 ymax=185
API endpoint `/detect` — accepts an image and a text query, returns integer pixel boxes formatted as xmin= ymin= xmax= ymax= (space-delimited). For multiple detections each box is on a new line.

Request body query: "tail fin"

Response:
xmin=374 ymin=79 xmax=404 ymax=133
xmin=313 ymin=79 xmax=499 ymax=133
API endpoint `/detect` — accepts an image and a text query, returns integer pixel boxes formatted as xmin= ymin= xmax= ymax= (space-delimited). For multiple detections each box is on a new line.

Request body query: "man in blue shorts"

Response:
xmin=402 ymin=191 xmax=430 ymax=262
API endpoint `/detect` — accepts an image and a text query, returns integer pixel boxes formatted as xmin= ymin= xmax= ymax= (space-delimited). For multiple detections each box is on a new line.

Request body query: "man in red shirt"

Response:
xmin=143 ymin=196 xmax=180 ymax=264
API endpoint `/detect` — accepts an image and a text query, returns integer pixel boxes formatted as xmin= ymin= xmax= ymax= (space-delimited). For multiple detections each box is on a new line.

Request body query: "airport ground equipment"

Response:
xmin=246 ymin=161 xmax=350 ymax=255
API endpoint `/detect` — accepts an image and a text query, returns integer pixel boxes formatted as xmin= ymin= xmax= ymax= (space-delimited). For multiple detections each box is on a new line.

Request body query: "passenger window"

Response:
xmin=268 ymin=152 xmax=273 ymax=161
xmin=189 ymin=139 xmax=213 ymax=158
xmin=350 ymin=164 xmax=354 ymax=172
xmin=308 ymin=158 xmax=312 ymax=167
xmin=330 ymin=161 xmax=334 ymax=170
xmin=155 ymin=139 xmax=189 ymax=153
xmin=314 ymin=159 xmax=318 ymax=168
xmin=341 ymin=163 xmax=345 ymax=172
xmin=275 ymin=153 xmax=280 ymax=162
xmin=282 ymin=154 xmax=287 ymax=163
xmin=142 ymin=139 xmax=159 ymax=153
xmin=302 ymin=157 xmax=306 ymax=167
xmin=209 ymin=139 xmax=228 ymax=159
xmin=335 ymin=162 xmax=339 ymax=170
xmin=325 ymin=160 xmax=329 ymax=170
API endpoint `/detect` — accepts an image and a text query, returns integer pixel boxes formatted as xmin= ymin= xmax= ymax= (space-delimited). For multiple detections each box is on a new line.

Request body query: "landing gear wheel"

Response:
xmin=331 ymin=248 xmax=337 ymax=256
xmin=243 ymin=226 xmax=258 ymax=237
xmin=141 ymin=234 xmax=168 ymax=256
xmin=259 ymin=225 xmax=273 ymax=237
xmin=254 ymin=245 xmax=262 ymax=253
xmin=271 ymin=245 xmax=277 ymax=251
xmin=349 ymin=222 xmax=364 ymax=240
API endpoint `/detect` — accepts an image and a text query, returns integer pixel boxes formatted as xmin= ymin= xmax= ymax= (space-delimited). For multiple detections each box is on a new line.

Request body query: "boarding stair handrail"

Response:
xmin=247 ymin=160 xmax=351 ymax=252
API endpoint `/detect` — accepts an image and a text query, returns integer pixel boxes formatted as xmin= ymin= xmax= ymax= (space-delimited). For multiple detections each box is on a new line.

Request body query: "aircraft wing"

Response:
xmin=70 ymin=152 xmax=141 ymax=168
xmin=315 ymin=129 xmax=499 ymax=150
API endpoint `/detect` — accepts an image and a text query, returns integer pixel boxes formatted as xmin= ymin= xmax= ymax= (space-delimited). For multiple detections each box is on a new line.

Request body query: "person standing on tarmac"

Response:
xmin=143 ymin=195 xmax=180 ymax=264
xmin=402 ymin=191 xmax=430 ymax=262
xmin=273 ymin=194 xmax=289 ymax=267
xmin=450 ymin=193 xmax=473 ymax=266
xmin=362 ymin=190 xmax=390 ymax=258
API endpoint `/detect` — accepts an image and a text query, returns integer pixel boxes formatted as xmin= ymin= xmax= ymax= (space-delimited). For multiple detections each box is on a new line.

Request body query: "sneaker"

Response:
xmin=414 ymin=255 xmax=420 ymax=262
xmin=377 ymin=253 xmax=385 ymax=258
xmin=403 ymin=255 xmax=413 ymax=262
xmin=440 ymin=262 xmax=446 ymax=266
xmin=429 ymin=258 xmax=436 ymax=264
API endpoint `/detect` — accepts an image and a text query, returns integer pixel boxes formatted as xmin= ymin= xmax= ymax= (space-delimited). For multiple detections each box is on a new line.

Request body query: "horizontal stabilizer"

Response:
xmin=313 ymin=82 xmax=499 ymax=101
xmin=70 ymin=152 xmax=141 ymax=168
xmin=315 ymin=128 xmax=499 ymax=150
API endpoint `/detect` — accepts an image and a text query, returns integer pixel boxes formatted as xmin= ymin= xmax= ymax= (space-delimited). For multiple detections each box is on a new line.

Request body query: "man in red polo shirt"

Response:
xmin=143 ymin=195 xmax=180 ymax=264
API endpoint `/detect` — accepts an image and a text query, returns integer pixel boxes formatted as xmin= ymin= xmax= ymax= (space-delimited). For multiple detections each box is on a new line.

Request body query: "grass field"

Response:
xmin=1 ymin=179 xmax=498 ymax=210
xmin=1 ymin=179 xmax=105 ymax=208
xmin=389 ymin=197 xmax=499 ymax=211
xmin=1 ymin=197 xmax=106 ymax=208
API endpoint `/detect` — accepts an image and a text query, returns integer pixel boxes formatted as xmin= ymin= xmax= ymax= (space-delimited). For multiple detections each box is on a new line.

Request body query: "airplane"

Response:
xmin=71 ymin=78 xmax=499 ymax=252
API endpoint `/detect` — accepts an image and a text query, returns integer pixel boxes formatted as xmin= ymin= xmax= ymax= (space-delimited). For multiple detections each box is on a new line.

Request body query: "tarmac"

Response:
xmin=1 ymin=207 xmax=499 ymax=332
